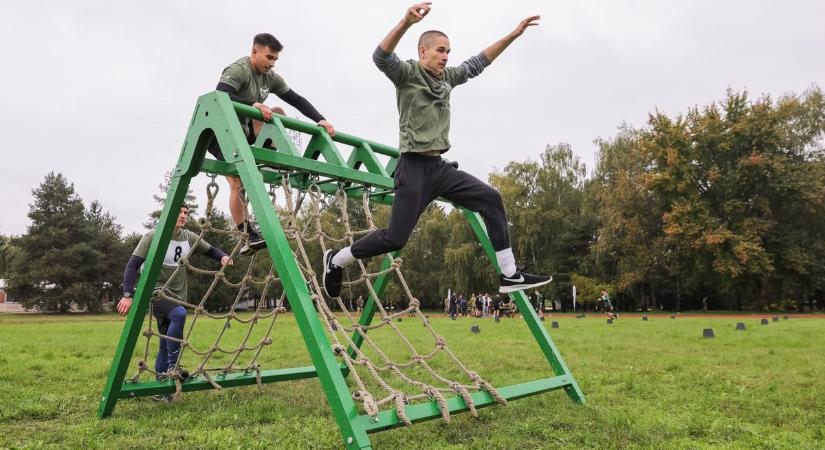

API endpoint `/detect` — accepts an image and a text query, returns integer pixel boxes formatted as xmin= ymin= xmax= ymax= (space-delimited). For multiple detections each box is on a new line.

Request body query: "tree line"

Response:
xmin=3 ymin=87 xmax=823 ymax=313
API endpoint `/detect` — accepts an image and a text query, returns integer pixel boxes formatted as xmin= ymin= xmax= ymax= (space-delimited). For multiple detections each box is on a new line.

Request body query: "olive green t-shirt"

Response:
xmin=372 ymin=47 xmax=490 ymax=154
xmin=133 ymin=229 xmax=211 ymax=301
xmin=219 ymin=56 xmax=291 ymax=132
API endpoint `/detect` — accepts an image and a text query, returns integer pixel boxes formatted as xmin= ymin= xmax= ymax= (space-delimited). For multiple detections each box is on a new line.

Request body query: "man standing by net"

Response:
xmin=323 ymin=3 xmax=551 ymax=299
xmin=116 ymin=205 xmax=232 ymax=401
xmin=208 ymin=33 xmax=337 ymax=255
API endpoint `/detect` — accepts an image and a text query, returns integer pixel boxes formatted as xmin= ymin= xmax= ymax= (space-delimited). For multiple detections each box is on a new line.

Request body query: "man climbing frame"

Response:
xmin=116 ymin=204 xmax=232 ymax=401
xmin=208 ymin=33 xmax=337 ymax=255
xmin=323 ymin=2 xmax=552 ymax=298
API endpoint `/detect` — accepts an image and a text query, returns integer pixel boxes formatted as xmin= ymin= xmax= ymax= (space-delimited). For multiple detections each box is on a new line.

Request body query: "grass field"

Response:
xmin=1 ymin=311 xmax=824 ymax=449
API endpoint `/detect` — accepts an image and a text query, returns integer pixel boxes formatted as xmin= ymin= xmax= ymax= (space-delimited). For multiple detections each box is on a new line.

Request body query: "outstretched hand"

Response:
xmin=511 ymin=15 xmax=540 ymax=38
xmin=404 ymin=2 xmax=432 ymax=25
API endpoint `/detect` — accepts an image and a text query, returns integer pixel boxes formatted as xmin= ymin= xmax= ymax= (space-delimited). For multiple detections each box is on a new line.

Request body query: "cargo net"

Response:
xmin=280 ymin=173 xmax=506 ymax=425
xmin=126 ymin=175 xmax=286 ymax=399
xmin=127 ymin=170 xmax=505 ymax=423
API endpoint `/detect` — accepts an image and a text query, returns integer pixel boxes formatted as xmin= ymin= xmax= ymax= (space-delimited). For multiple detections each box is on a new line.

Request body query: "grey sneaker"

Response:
xmin=240 ymin=225 xmax=267 ymax=255
xmin=151 ymin=394 xmax=174 ymax=403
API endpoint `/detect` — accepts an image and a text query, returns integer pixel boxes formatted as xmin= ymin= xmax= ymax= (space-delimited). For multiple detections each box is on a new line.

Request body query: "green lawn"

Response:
xmin=1 ymin=312 xmax=823 ymax=449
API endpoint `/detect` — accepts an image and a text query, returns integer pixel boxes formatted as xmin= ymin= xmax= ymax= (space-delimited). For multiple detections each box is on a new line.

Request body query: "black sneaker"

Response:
xmin=499 ymin=270 xmax=553 ymax=293
xmin=322 ymin=249 xmax=343 ymax=298
xmin=240 ymin=225 xmax=267 ymax=255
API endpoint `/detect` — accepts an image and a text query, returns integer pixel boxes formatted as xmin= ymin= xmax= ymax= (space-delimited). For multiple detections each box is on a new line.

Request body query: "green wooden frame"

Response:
xmin=97 ymin=92 xmax=584 ymax=449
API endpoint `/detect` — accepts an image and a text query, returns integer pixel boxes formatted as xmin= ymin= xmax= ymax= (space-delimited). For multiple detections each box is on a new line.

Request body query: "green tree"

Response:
xmin=490 ymin=143 xmax=595 ymax=307
xmin=9 ymin=173 xmax=115 ymax=312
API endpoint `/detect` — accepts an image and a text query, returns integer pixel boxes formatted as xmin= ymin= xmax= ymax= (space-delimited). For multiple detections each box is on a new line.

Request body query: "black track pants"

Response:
xmin=351 ymin=153 xmax=510 ymax=258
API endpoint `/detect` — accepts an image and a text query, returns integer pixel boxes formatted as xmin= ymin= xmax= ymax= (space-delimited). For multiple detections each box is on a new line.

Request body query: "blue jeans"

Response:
xmin=155 ymin=306 xmax=187 ymax=375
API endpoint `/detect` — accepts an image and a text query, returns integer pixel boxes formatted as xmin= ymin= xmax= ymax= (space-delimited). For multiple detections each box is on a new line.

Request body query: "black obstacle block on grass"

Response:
xmin=551 ymin=321 xmax=559 ymax=329
xmin=703 ymin=328 xmax=715 ymax=338
xmin=735 ymin=322 xmax=746 ymax=331
xmin=607 ymin=318 xmax=613 ymax=324
xmin=772 ymin=316 xmax=779 ymax=322
xmin=540 ymin=316 xmax=545 ymax=321
xmin=783 ymin=315 xmax=789 ymax=320
xmin=761 ymin=318 xmax=769 ymax=325
xmin=471 ymin=324 xmax=480 ymax=334
xmin=495 ymin=316 xmax=501 ymax=323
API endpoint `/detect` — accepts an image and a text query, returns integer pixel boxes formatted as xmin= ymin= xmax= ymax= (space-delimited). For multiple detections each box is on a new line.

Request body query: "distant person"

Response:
xmin=533 ymin=290 xmax=545 ymax=319
xmin=449 ymin=293 xmax=458 ymax=318
xmin=117 ymin=205 xmax=232 ymax=402
xmin=491 ymin=295 xmax=502 ymax=319
xmin=600 ymin=290 xmax=618 ymax=320
xmin=356 ymin=295 xmax=365 ymax=313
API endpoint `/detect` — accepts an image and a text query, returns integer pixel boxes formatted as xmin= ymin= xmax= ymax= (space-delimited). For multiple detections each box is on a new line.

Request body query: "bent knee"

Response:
xmin=384 ymin=234 xmax=409 ymax=252
xmin=483 ymin=187 xmax=504 ymax=208
xmin=168 ymin=306 xmax=187 ymax=321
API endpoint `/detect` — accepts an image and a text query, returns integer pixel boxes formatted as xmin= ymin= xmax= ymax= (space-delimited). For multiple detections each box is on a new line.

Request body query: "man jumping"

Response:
xmin=322 ymin=3 xmax=551 ymax=298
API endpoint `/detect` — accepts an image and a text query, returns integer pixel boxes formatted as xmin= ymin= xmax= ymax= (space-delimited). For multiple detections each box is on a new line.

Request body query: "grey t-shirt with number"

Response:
xmin=133 ymin=229 xmax=211 ymax=301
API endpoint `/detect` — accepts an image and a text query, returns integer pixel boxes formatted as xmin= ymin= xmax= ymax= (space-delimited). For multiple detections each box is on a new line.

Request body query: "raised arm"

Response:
xmin=379 ymin=2 xmax=431 ymax=53
xmin=481 ymin=15 xmax=540 ymax=63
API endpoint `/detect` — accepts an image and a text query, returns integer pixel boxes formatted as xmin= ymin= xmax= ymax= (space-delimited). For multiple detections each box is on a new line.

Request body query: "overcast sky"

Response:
xmin=1 ymin=1 xmax=823 ymax=236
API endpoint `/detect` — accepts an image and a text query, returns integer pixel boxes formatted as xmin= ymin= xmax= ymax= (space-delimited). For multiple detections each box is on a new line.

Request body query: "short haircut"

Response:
xmin=418 ymin=30 xmax=449 ymax=49
xmin=253 ymin=33 xmax=284 ymax=52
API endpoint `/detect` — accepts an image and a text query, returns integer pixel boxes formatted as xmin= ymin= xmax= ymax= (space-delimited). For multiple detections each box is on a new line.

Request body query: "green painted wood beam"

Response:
xmin=118 ymin=365 xmax=343 ymax=398
xmin=359 ymin=375 xmax=574 ymax=433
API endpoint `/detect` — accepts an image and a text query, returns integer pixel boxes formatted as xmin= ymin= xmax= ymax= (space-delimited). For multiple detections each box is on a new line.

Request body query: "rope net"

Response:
xmin=128 ymin=171 xmax=505 ymax=423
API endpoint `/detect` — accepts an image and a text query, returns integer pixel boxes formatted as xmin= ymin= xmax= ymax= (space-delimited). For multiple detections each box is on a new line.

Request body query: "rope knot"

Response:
xmin=424 ymin=387 xmax=451 ymax=423
xmin=136 ymin=360 xmax=147 ymax=370
xmin=353 ymin=390 xmax=379 ymax=418
xmin=262 ymin=337 xmax=273 ymax=345
xmin=142 ymin=329 xmax=153 ymax=337
xmin=435 ymin=336 xmax=447 ymax=348
xmin=332 ymin=344 xmax=346 ymax=356
xmin=408 ymin=298 xmax=420 ymax=309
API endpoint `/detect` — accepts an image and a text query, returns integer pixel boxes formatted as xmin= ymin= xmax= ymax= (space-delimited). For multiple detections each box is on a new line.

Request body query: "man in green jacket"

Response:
xmin=324 ymin=2 xmax=551 ymax=298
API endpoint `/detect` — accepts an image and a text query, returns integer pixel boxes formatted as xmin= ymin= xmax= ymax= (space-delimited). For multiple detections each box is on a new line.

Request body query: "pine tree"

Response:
xmin=10 ymin=173 xmax=106 ymax=312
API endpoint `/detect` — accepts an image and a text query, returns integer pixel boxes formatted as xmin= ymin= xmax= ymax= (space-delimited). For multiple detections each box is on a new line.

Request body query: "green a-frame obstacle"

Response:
xmin=98 ymin=91 xmax=584 ymax=449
